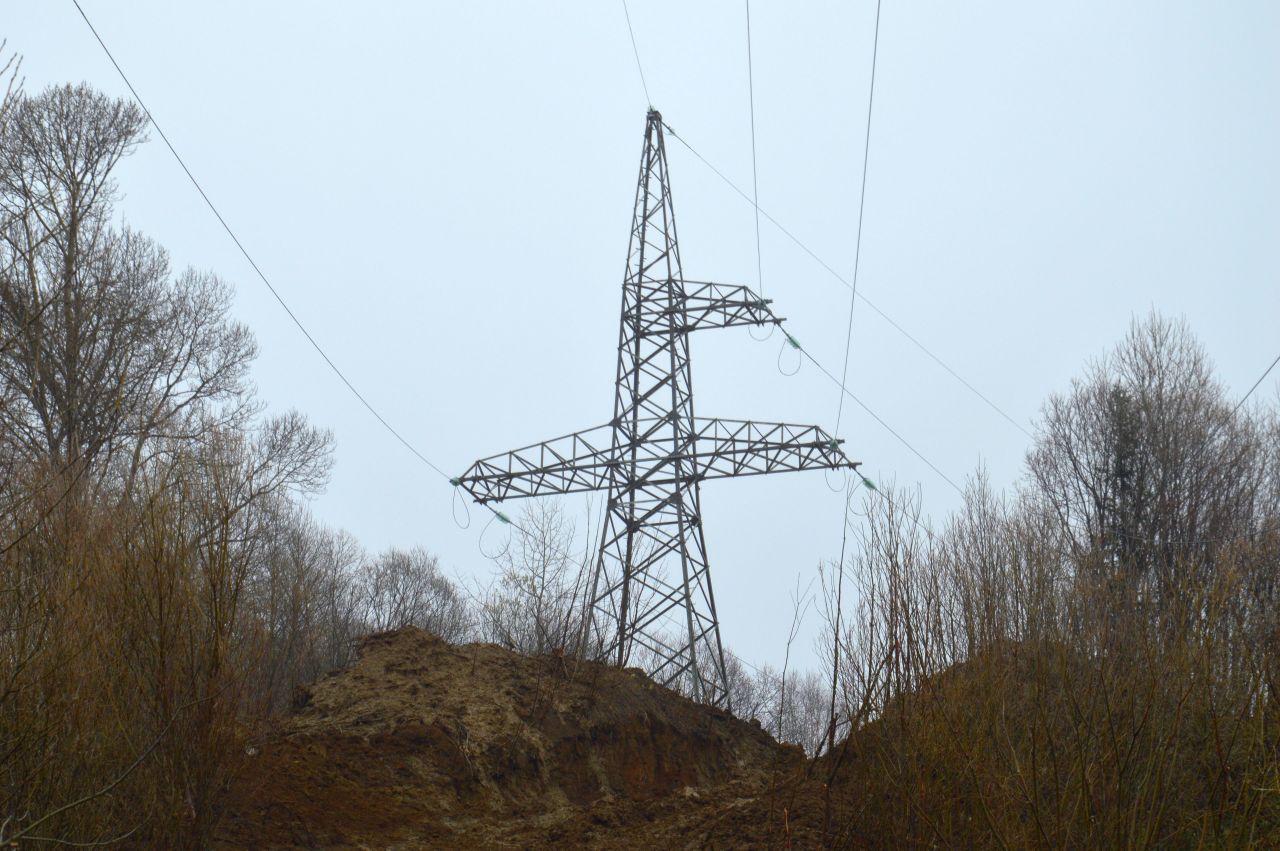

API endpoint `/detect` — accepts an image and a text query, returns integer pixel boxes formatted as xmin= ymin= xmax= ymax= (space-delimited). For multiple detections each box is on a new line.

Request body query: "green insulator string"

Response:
xmin=777 ymin=332 xmax=802 ymax=376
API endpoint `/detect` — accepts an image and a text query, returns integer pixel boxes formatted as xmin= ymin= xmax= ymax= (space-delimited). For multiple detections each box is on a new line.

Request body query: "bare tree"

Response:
xmin=245 ymin=505 xmax=365 ymax=711
xmin=355 ymin=546 xmax=470 ymax=641
xmin=478 ymin=500 xmax=593 ymax=655
xmin=722 ymin=649 xmax=768 ymax=723
xmin=0 ymin=85 xmax=256 ymax=486
xmin=0 ymin=79 xmax=366 ymax=847
xmin=1027 ymin=313 xmax=1271 ymax=605
xmin=812 ymin=330 xmax=1280 ymax=846
xmin=0 ymin=43 xmax=20 ymax=144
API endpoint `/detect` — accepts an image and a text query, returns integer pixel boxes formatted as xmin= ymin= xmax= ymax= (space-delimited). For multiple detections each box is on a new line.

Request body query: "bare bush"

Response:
xmin=0 ymin=411 xmax=332 ymax=846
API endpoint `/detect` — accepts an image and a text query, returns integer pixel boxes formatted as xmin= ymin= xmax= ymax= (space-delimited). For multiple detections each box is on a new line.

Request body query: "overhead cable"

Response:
xmin=72 ymin=0 xmax=454 ymax=486
xmin=744 ymin=1 xmax=768 ymax=328
xmin=1233 ymin=352 xmax=1280 ymax=416
xmin=834 ymin=0 xmax=883 ymax=438
xmin=620 ymin=0 xmax=653 ymax=107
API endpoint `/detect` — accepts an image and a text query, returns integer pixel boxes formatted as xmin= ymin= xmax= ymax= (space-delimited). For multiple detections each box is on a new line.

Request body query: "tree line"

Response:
xmin=809 ymin=315 xmax=1280 ymax=845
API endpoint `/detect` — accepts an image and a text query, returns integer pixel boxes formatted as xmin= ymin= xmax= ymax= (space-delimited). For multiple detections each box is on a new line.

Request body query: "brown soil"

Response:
xmin=215 ymin=628 xmax=814 ymax=849
xmin=218 ymin=631 xmax=1280 ymax=848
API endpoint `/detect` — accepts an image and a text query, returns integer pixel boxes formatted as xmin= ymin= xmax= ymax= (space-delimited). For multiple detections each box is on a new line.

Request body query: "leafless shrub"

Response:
xmin=0 ymin=410 xmax=333 ymax=845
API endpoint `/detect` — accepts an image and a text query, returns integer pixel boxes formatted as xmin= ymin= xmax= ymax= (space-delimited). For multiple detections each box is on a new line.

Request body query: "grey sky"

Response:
xmin=6 ymin=1 xmax=1278 ymax=672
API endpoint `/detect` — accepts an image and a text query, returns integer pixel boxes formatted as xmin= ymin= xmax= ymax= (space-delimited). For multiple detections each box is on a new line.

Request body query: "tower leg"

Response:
xmin=583 ymin=478 xmax=731 ymax=708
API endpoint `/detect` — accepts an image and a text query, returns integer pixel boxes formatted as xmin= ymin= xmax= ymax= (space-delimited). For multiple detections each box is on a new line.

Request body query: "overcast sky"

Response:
xmin=6 ymin=1 xmax=1278 ymax=672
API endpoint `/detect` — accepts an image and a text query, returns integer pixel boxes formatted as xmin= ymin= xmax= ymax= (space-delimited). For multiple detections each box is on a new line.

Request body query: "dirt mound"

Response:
xmin=216 ymin=628 xmax=799 ymax=849
xmin=218 ymin=635 xmax=1280 ymax=848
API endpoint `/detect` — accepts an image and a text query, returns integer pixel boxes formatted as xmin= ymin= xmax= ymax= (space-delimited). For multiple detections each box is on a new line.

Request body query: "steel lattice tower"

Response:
xmin=456 ymin=110 xmax=857 ymax=707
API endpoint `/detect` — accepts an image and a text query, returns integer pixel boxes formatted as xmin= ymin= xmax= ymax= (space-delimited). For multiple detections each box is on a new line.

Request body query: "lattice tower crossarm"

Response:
xmin=454 ymin=110 xmax=858 ymax=709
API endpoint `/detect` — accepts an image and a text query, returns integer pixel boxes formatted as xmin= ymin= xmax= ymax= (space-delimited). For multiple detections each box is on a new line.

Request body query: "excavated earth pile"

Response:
xmin=215 ymin=628 xmax=809 ymax=849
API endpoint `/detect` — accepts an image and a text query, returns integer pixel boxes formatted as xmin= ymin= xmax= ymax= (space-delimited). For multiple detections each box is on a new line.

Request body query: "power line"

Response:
xmin=620 ymin=0 xmax=652 ymax=108
xmin=733 ymin=6 xmax=957 ymax=497
xmin=736 ymin=5 xmax=961 ymax=542
xmin=744 ymin=1 xmax=764 ymax=303
xmin=660 ymin=121 xmax=1033 ymax=441
xmin=834 ymin=0 xmax=882 ymax=438
xmin=1232 ymin=352 xmax=1280 ymax=416
xmin=71 ymin=0 xmax=453 ymax=486
xmin=800 ymin=346 xmax=964 ymax=496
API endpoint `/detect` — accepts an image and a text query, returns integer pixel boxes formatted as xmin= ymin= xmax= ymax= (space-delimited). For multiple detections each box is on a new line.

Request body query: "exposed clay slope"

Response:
xmin=216 ymin=628 xmax=798 ymax=849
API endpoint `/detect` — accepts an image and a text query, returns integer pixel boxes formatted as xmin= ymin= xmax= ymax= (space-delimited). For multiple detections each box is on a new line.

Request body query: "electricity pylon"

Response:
xmin=455 ymin=110 xmax=857 ymax=708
